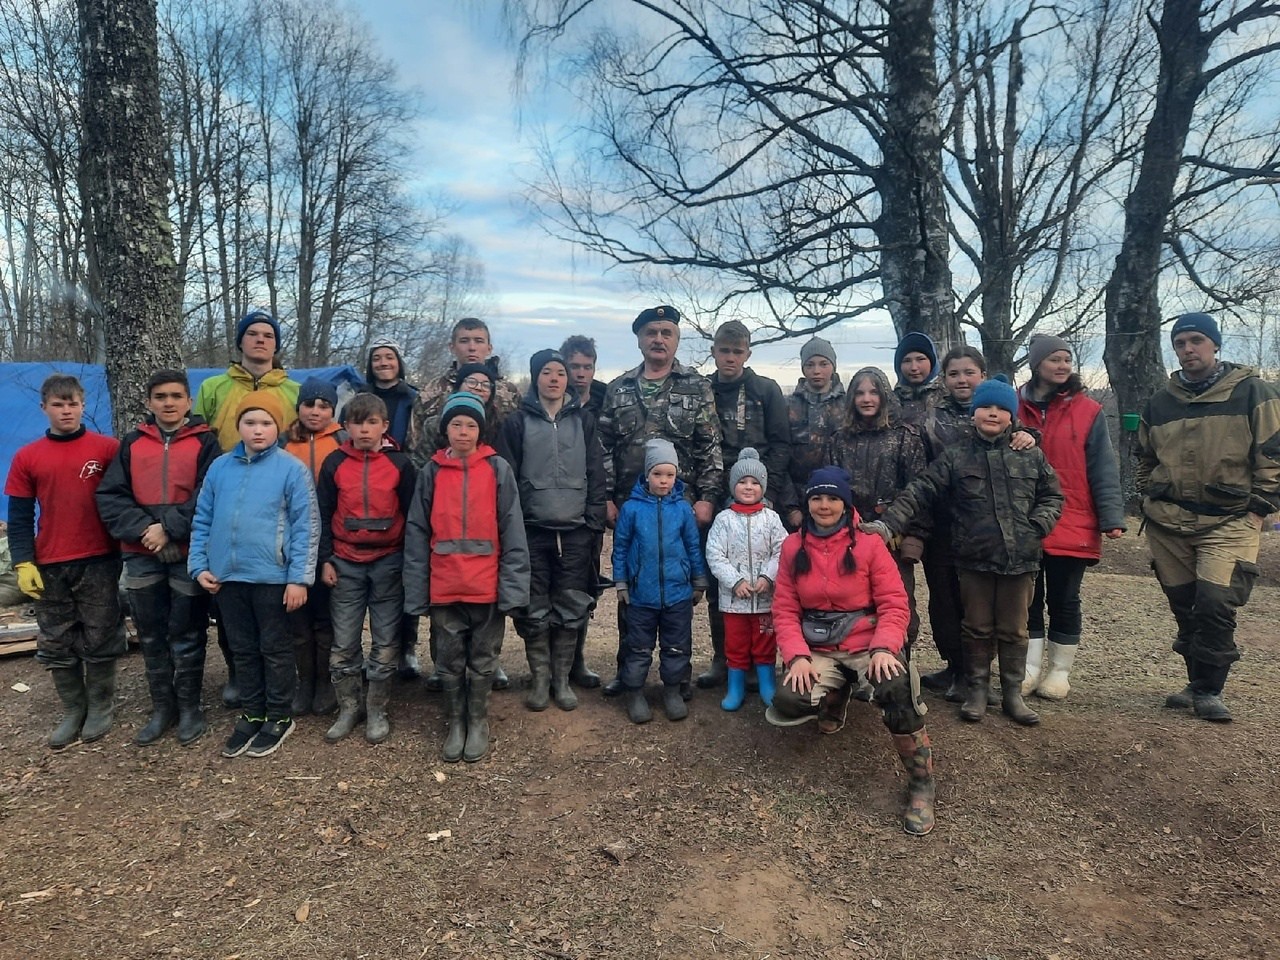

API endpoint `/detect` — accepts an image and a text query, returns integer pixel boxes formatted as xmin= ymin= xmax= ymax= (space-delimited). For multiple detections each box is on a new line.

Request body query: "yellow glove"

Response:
xmin=15 ymin=561 xmax=44 ymax=599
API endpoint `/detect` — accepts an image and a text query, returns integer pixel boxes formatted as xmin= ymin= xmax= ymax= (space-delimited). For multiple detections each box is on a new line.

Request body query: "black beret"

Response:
xmin=632 ymin=304 xmax=682 ymax=334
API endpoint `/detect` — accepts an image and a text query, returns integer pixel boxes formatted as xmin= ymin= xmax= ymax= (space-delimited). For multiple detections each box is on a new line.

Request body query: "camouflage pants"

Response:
xmin=34 ymin=555 xmax=126 ymax=669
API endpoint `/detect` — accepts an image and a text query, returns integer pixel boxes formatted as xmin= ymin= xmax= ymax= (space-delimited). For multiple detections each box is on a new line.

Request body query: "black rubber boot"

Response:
xmin=892 ymin=729 xmax=936 ymax=836
xmin=524 ymin=630 xmax=552 ymax=712
xmin=397 ymin=615 xmax=422 ymax=680
xmin=311 ymin=624 xmax=338 ymax=715
xmin=998 ymin=642 xmax=1040 ymax=726
xmin=1165 ymin=655 xmax=1196 ymax=709
xmin=424 ymin=627 xmax=444 ymax=693
xmin=173 ymin=645 xmax=208 ymax=746
xmin=291 ymin=639 xmax=315 ymax=717
xmin=365 ymin=679 xmax=391 ymax=743
xmin=325 ymin=675 xmax=365 ymax=743
xmin=216 ymin=622 xmax=239 ymax=709
xmin=569 ymin=622 xmax=600 ymax=688
xmin=1192 ymin=662 xmax=1233 ymax=722
xmin=662 ymin=684 xmax=688 ymax=721
xmin=48 ymin=665 xmax=87 ymax=750
xmin=441 ymin=676 xmax=467 ymax=762
xmin=550 ymin=627 xmax=579 ymax=711
xmin=80 ymin=660 xmax=118 ymax=743
xmin=626 ymin=688 xmax=652 ymax=724
xmin=959 ymin=638 xmax=991 ymax=723
xmin=463 ymin=674 xmax=493 ymax=762
xmin=136 ymin=632 xmax=177 ymax=746
xmin=696 ymin=633 xmax=727 ymax=689
xmin=919 ymin=665 xmax=955 ymax=693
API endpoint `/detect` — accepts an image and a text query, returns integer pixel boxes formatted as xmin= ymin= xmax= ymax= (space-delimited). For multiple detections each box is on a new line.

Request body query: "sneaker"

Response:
xmin=764 ymin=705 xmax=818 ymax=727
xmin=245 ymin=718 xmax=295 ymax=757
xmin=222 ymin=716 xmax=263 ymax=758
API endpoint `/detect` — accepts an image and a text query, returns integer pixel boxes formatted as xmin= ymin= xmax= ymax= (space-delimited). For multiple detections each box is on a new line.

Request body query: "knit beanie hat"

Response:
xmin=235 ymin=390 xmax=286 ymax=431
xmin=804 ymin=465 xmax=853 ymax=508
xmin=529 ymin=348 xmax=567 ymax=381
xmin=714 ymin=320 xmax=752 ymax=345
xmin=1025 ymin=334 xmax=1072 ymax=373
xmin=453 ymin=362 xmax=496 ymax=392
xmin=440 ymin=392 xmax=486 ymax=429
xmin=1169 ymin=312 xmax=1221 ymax=347
xmin=893 ymin=332 xmax=939 ymax=383
xmin=632 ymin=304 xmax=681 ymax=334
xmin=296 ymin=376 xmax=338 ymax=410
xmin=729 ymin=447 xmax=767 ymax=496
xmin=236 ymin=309 xmax=282 ymax=352
xmin=800 ymin=336 xmax=837 ymax=368
xmin=970 ymin=377 xmax=1018 ymax=415
xmin=644 ymin=437 xmax=679 ymax=475
xmin=366 ymin=335 xmax=406 ymax=382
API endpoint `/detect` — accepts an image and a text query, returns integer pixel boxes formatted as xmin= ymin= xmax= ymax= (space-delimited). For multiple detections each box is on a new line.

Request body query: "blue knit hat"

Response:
xmin=1169 ymin=312 xmax=1221 ymax=348
xmin=440 ymin=391 xmax=486 ymax=429
xmin=236 ymin=309 xmax=281 ymax=352
xmin=804 ymin=466 xmax=853 ymax=508
xmin=296 ymin=377 xmax=338 ymax=410
xmin=970 ymin=377 xmax=1018 ymax=415
xmin=893 ymin=332 xmax=938 ymax=384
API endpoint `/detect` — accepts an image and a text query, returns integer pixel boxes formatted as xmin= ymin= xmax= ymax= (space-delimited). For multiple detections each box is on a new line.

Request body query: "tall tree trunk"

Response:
xmin=1103 ymin=0 xmax=1210 ymax=498
xmin=78 ymin=0 xmax=180 ymax=436
xmin=878 ymin=0 xmax=961 ymax=352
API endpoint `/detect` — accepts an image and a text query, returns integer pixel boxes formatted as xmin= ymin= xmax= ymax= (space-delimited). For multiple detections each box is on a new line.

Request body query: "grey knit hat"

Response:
xmin=800 ymin=336 xmax=837 ymax=368
xmin=1026 ymin=334 xmax=1072 ymax=373
xmin=729 ymin=447 xmax=767 ymax=496
xmin=643 ymin=437 xmax=678 ymax=475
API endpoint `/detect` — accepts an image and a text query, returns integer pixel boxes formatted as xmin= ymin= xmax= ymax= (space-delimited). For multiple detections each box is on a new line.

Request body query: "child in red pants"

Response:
xmin=704 ymin=448 xmax=788 ymax=709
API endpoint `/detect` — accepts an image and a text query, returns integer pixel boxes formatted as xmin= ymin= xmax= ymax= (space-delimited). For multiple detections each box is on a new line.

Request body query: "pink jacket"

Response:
xmin=772 ymin=515 xmax=910 ymax=663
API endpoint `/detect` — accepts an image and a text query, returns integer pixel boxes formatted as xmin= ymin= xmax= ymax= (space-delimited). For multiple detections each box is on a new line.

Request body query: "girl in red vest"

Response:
xmin=1017 ymin=335 xmax=1126 ymax=699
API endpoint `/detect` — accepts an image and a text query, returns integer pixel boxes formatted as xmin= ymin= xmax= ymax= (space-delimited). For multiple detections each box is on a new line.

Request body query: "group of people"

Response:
xmin=5 ymin=305 xmax=1277 ymax=837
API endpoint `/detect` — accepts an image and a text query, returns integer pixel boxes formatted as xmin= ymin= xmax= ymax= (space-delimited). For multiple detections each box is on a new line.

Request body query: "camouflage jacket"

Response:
xmin=894 ymin=380 xmax=944 ymax=430
xmin=918 ymin=391 xmax=975 ymax=463
xmin=710 ymin=368 xmax=793 ymax=508
xmin=883 ymin=430 xmax=1063 ymax=576
xmin=827 ymin=420 xmax=929 ymax=540
xmin=598 ymin=360 xmax=723 ymax=505
xmin=408 ymin=363 xmax=522 ymax=467
xmin=785 ymin=374 xmax=846 ymax=510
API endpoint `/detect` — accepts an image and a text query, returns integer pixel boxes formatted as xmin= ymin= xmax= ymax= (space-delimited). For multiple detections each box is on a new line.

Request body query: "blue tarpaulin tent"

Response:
xmin=0 ymin=362 xmax=365 ymax=517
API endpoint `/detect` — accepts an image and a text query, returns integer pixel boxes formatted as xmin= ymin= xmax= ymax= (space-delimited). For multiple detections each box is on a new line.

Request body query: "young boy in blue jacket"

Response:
xmin=612 ymin=439 xmax=707 ymax=724
xmin=189 ymin=391 xmax=319 ymax=758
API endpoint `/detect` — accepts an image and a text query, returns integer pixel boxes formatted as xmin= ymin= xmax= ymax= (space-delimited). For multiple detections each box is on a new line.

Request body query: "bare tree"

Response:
xmin=77 ymin=0 xmax=182 ymax=434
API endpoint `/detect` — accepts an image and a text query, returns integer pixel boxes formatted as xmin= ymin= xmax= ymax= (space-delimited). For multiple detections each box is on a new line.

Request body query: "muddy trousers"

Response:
xmin=430 ymin=602 xmax=504 ymax=681
xmin=33 ymin=555 xmax=125 ymax=669
xmin=1147 ymin=516 xmax=1259 ymax=670
xmin=329 ymin=553 xmax=404 ymax=683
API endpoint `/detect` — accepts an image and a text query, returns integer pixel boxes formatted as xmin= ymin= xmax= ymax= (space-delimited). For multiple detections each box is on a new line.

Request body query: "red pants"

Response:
xmin=723 ymin=612 xmax=776 ymax=669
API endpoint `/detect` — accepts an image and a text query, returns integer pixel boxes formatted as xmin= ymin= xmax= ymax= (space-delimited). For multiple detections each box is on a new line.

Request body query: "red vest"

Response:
xmin=1018 ymin=390 xmax=1102 ymax=560
xmin=428 ymin=445 xmax=501 ymax=604
xmin=123 ymin=421 xmax=212 ymax=557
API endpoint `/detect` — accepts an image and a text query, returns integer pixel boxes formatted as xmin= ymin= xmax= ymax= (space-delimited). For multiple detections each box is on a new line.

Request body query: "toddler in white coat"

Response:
xmin=705 ymin=448 xmax=788 ymax=709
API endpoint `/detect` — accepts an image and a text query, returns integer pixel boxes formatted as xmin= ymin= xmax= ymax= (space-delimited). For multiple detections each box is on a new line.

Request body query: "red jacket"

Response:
xmin=315 ymin=441 xmax=416 ymax=564
xmin=427 ymin=445 xmax=502 ymax=604
xmin=1018 ymin=390 xmax=1103 ymax=560
xmin=772 ymin=513 xmax=910 ymax=663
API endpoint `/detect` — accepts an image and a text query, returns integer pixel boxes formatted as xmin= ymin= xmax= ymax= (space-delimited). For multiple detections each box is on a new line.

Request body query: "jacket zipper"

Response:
xmin=656 ymin=495 xmax=666 ymax=607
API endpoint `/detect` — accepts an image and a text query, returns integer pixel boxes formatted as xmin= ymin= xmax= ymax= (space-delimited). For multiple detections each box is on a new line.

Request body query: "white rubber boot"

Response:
xmin=1035 ymin=641 xmax=1077 ymax=700
xmin=1021 ymin=632 xmax=1046 ymax=697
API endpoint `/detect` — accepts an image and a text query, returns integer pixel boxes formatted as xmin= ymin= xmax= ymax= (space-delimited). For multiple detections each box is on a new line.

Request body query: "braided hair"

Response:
xmin=792 ymin=503 xmax=858 ymax=578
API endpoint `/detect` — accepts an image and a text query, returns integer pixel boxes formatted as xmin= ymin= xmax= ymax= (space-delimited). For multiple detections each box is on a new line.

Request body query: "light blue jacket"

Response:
xmin=189 ymin=442 xmax=319 ymax=585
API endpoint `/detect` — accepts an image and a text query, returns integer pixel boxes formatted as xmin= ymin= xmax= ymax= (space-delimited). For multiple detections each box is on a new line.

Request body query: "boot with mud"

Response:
xmin=80 ymin=659 xmax=118 ymax=743
xmin=173 ymin=646 xmax=208 ymax=746
xmin=960 ymin=637 xmax=992 ymax=723
xmin=440 ymin=675 xmax=467 ymax=762
xmin=364 ymin=679 xmax=391 ymax=743
xmin=626 ymin=687 xmax=652 ymax=724
xmin=523 ymin=630 xmax=551 ymax=712
xmin=1035 ymin=639 xmax=1078 ymax=701
xmin=569 ymin=622 xmax=601 ymax=688
xmin=311 ymin=624 xmax=338 ymax=715
xmin=1022 ymin=631 xmax=1045 ymax=696
xmin=550 ymin=628 xmax=579 ymax=711
xmin=1192 ymin=662 xmax=1233 ymax=723
xmin=135 ymin=634 xmax=177 ymax=746
xmin=998 ymin=642 xmax=1040 ymax=726
xmin=463 ymin=674 xmax=494 ymax=762
xmin=325 ymin=675 xmax=365 ymax=743
xmin=48 ymin=665 xmax=87 ymax=750
xmin=1165 ymin=655 xmax=1196 ymax=709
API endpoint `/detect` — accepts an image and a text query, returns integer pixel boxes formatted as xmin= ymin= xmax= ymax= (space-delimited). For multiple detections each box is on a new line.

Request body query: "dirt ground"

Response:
xmin=1 ymin=531 xmax=1278 ymax=960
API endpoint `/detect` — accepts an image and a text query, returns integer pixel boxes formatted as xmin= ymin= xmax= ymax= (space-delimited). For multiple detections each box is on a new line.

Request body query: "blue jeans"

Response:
xmin=620 ymin=599 xmax=693 ymax=689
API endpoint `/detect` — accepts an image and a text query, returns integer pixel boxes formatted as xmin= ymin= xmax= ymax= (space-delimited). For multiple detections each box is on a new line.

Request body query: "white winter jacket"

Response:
xmin=704 ymin=505 xmax=788 ymax=614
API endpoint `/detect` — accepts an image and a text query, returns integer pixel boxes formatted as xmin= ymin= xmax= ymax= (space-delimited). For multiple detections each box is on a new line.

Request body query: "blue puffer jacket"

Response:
xmin=611 ymin=476 xmax=707 ymax=609
xmin=189 ymin=441 xmax=319 ymax=585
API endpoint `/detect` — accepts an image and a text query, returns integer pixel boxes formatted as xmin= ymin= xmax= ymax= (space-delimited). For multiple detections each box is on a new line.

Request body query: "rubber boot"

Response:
xmin=755 ymin=664 xmax=776 ymax=708
xmin=998 ymin=642 xmax=1040 ymax=726
xmin=80 ymin=660 xmax=117 ymax=743
xmin=1192 ymin=662 xmax=1233 ymax=722
xmin=291 ymin=638 xmax=315 ymax=716
xmin=311 ymin=624 xmax=338 ymax=715
xmin=365 ymin=679 xmax=391 ymax=743
xmin=892 ymin=729 xmax=936 ymax=836
xmin=959 ymin=638 xmax=991 ymax=722
xmin=524 ymin=630 xmax=552 ymax=712
xmin=463 ymin=674 xmax=493 ymax=762
xmin=721 ymin=668 xmax=747 ymax=711
xmin=569 ymin=622 xmax=601 ymax=688
xmin=424 ymin=627 xmax=444 ymax=693
xmin=136 ymin=634 xmax=177 ymax=746
xmin=1021 ymin=632 xmax=1045 ymax=697
xmin=550 ymin=628 xmax=579 ymax=711
xmin=696 ymin=632 xmax=727 ymax=689
xmin=173 ymin=645 xmax=208 ymax=746
xmin=440 ymin=675 xmax=467 ymax=762
xmin=215 ymin=619 xmax=239 ymax=708
xmin=1035 ymin=640 xmax=1077 ymax=701
xmin=663 ymin=683 xmax=688 ymax=721
xmin=1165 ymin=656 xmax=1196 ymax=709
xmin=48 ymin=665 xmax=87 ymax=750
xmin=325 ymin=675 xmax=365 ymax=742
xmin=397 ymin=615 xmax=422 ymax=680
xmin=919 ymin=665 xmax=955 ymax=693
xmin=626 ymin=688 xmax=652 ymax=724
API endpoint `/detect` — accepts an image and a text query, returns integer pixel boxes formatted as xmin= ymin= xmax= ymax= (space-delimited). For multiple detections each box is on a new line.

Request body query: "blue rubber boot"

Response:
xmin=755 ymin=664 xmax=776 ymax=708
xmin=720 ymin=668 xmax=747 ymax=711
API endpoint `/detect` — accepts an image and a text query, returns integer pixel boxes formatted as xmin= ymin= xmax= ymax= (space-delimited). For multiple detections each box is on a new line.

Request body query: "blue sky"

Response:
xmin=356 ymin=1 xmax=903 ymax=384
